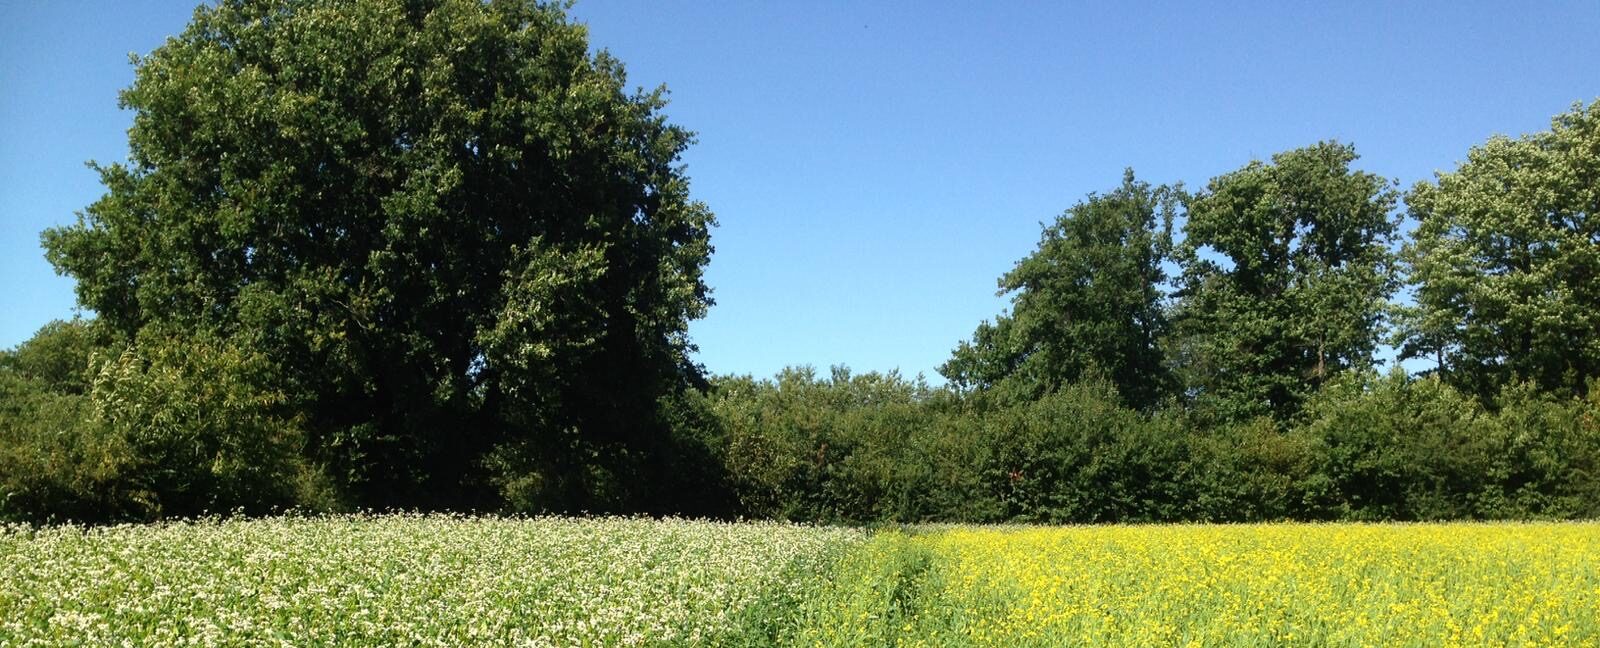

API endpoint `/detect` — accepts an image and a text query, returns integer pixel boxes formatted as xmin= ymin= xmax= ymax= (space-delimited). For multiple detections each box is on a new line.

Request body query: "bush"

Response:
xmin=1293 ymin=372 xmax=1481 ymax=520
xmin=87 ymin=332 xmax=332 ymax=517
xmin=0 ymin=372 xmax=128 ymax=522
xmin=1478 ymin=381 xmax=1600 ymax=518
xmin=1289 ymin=371 xmax=1600 ymax=521
xmin=712 ymin=371 xmax=1196 ymax=525
xmin=973 ymin=380 xmax=1189 ymax=523
xmin=0 ymin=319 xmax=108 ymax=395
xmin=0 ymin=329 xmax=334 ymax=523
xmin=712 ymin=367 xmax=948 ymax=522
xmin=1183 ymin=415 xmax=1330 ymax=522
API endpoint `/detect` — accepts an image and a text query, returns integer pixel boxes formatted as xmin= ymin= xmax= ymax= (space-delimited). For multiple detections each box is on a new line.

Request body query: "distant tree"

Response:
xmin=941 ymin=170 xmax=1177 ymax=410
xmin=41 ymin=0 xmax=715 ymax=511
xmin=1173 ymin=142 xmax=1399 ymax=422
xmin=1399 ymin=101 xmax=1600 ymax=400
xmin=0 ymin=319 xmax=109 ymax=396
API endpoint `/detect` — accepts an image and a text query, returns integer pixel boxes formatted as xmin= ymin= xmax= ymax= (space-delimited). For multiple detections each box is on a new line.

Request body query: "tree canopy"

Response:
xmin=941 ymin=170 xmax=1177 ymax=410
xmin=40 ymin=0 xmax=716 ymax=512
xmin=1173 ymin=142 xmax=1400 ymax=422
xmin=1401 ymin=101 xmax=1600 ymax=400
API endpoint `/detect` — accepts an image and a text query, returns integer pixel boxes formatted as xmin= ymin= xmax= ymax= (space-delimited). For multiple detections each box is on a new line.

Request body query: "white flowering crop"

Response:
xmin=0 ymin=514 xmax=862 ymax=646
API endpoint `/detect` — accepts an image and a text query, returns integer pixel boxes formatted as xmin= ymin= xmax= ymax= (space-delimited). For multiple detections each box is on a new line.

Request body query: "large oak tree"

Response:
xmin=43 ymin=0 xmax=716 ymax=511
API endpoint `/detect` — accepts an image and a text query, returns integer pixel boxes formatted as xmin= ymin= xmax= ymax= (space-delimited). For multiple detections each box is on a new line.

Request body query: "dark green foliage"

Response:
xmin=974 ymin=381 xmax=1189 ymax=523
xmin=38 ymin=0 xmax=714 ymax=514
xmin=712 ymin=369 xmax=1189 ymax=524
xmin=1299 ymin=372 xmax=1492 ymax=520
xmin=0 ymin=370 xmax=104 ymax=522
xmin=1 ymin=321 xmax=126 ymax=522
xmin=711 ymin=367 xmax=950 ymax=522
xmin=0 ymin=319 xmax=109 ymax=396
xmin=702 ymin=366 xmax=1600 ymax=525
xmin=943 ymin=170 xmax=1177 ymax=410
xmin=1174 ymin=142 xmax=1400 ymax=422
xmin=1295 ymin=372 xmax=1600 ymax=521
xmin=484 ymin=386 xmax=736 ymax=517
xmin=1183 ymin=416 xmax=1329 ymax=521
xmin=1483 ymin=382 xmax=1600 ymax=518
xmin=83 ymin=331 xmax=328 ymax=518
xmin=1401 ymin=101 xmax=1600 ymax=400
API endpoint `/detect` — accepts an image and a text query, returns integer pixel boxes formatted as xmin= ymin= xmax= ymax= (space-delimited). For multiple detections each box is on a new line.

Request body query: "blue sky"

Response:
xmin=3 ymin=1 xmax=1598 ymax=381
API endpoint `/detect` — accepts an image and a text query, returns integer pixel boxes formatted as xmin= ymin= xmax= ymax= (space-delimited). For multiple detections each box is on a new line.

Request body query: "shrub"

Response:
xmin=0 ymin=329 xmax=334 ymax=523
xmin=977 ymin=380 xmax=1188 ymax=523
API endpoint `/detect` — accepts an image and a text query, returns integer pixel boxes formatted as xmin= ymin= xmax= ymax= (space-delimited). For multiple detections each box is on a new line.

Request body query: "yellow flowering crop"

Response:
xmin=844 ymin=523 xmax=1600 ymax=648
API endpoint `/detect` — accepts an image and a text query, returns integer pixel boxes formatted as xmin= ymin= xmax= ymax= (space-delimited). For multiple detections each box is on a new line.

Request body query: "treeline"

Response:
xmin=704 ymin=368 xmax=1600 ymax=523
xmin=700 ymin=102 xmax=1600 ymax=523
xmin=2 ymin=0 xmax=1598 ymax=524
xmin=702 ymin=103 xmax=1600 ymax=524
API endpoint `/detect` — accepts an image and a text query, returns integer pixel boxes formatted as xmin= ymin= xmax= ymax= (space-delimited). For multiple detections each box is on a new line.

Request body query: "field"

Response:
xmin=2 ymin=517 xmax=1597 ymax=647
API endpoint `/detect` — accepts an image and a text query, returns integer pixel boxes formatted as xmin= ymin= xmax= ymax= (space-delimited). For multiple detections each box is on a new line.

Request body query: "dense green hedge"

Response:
xmin=6 ymin=330 xmax=1600 ymax=524
xmin=694 ymin=368 xmax=1600 ymax=525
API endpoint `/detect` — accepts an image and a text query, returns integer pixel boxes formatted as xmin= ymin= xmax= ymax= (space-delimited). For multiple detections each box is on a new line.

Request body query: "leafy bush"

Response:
xmin=0 ymin=319 xmax=108 ymax=395
xmin=976 ymin=380 xmax=1188 ymax=523
xmin=1291 ymin=372 xmax=1600 ymax=521
xmin=1477 ymin=381 xmax=1600 ymax=518
xmin=0 ymin=372 xmax=122 ymax=522
xmin=1183 ymin=415 xmax=1330 ymax=522
xmin=0 ymin=328 xmax=333 ymax=523
xmin=88 ymin=332 xmax=331 ymax=517
xmin=712 ymin=367 xmax=947 ymax=522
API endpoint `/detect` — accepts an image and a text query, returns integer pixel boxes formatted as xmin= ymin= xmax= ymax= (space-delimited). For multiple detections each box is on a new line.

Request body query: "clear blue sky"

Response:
xmin=3 ymin=1 xmax=1598 ymax=381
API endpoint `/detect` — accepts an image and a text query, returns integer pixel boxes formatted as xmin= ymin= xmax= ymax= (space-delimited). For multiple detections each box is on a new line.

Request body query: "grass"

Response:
xmin=2 ymin=516 xmax=1597 ymax=646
